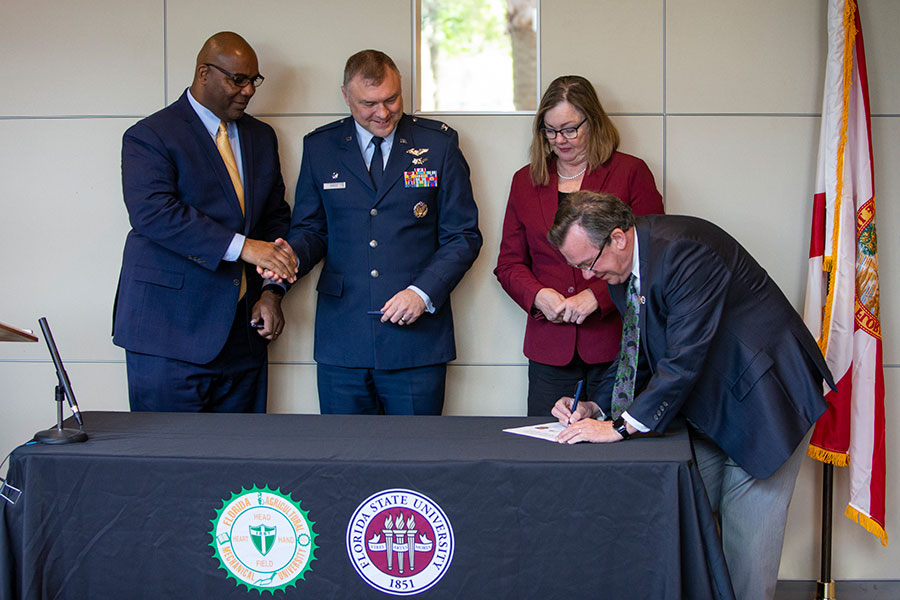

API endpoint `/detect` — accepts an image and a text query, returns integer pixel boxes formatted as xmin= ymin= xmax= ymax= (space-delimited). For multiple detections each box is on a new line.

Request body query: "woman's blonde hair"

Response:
xmin=529 ymin=75 xmax=620 ymax=186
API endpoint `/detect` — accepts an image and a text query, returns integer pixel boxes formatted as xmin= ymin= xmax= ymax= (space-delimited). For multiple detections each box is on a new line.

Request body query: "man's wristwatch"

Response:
xmin=261 ymin=284 xmax=286 ymax=298
xmin=611 ymin=416 xmax=631 ymax=440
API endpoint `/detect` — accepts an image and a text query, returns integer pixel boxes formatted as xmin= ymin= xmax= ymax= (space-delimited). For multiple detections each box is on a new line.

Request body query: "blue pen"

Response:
xmin=568 ymin=379 xmax=584 ymax=425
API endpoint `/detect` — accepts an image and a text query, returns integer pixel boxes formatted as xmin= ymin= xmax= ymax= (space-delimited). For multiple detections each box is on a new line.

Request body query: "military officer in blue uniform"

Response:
xmin=279 ymin=49 xmax=482 ymax=414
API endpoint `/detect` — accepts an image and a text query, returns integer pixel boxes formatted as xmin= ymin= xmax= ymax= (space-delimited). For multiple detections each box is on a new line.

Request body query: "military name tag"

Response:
xmin=323 ymin=182 xmax=346 ymax=190
xmin=404 ymin=168 xmax=438 ymax=188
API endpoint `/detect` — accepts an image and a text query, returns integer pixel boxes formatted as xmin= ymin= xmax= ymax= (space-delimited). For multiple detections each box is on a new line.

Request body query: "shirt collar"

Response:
xmin=187 ymin=89 xmax=237 ymax=139
xmin=630 ymin=225 xmax=641 ymax=282
xmin=353 ymin=120 xmax=397 ymax=154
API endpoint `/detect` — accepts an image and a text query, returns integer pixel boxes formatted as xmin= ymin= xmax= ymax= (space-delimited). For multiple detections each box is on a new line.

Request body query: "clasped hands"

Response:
xmin=534 ymin=288 xmax=598 ymax=324
xmin=551 ymin=397 xmax=628 ymax=444
xmin=253 ymin=240 xmax=425 ymax=327
xmin=246 ymin=238 xmax=298 ymax=283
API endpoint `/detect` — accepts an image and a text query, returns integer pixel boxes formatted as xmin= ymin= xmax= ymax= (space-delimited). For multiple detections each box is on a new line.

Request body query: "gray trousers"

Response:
xmin=692 ymin=427 xmax=812 ymax=600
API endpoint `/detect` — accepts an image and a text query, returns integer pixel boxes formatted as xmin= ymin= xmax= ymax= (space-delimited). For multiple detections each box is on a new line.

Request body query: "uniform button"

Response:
xmin=369 ymin=240 xmax=378 ymax=248
xmin=568 ymin=286 xmax=575 ymax=293
xmin=370 ymin=208 xmax=378 ymax=216
xmin=370 ymin=269 xmax=379 ymax=278
xmin=233 ymin=279 xmax=241 ymax=286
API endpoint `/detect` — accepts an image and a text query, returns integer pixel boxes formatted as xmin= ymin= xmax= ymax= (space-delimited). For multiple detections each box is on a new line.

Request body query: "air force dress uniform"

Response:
xmin=288 ymin=113 xmax=482 ymax=412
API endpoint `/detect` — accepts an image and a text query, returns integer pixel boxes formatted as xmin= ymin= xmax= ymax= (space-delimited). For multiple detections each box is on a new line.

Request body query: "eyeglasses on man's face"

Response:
xmin=205 ymin=63 xmax=265 ymax=89
xmin=541 ymin=117 xmax=587 ymax=140
xmin=567 ymin=236 xmax=610 ymax=273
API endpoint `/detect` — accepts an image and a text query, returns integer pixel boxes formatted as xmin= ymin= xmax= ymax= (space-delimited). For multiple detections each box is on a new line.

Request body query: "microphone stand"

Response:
xmin=34 ymin=385 xmax=87 ymax=444
xmin=33 ymin=317 xmax=88 ymax=444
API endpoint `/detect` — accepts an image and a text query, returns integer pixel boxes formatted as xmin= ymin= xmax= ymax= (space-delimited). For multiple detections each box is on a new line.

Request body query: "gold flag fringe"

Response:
xmin=807 ymin=445 xmax=850 ymax=467
xmin=846 ymin=505 xmax=889 ymax=547
xmin=817 ymin=0 xmax=858 ymax=357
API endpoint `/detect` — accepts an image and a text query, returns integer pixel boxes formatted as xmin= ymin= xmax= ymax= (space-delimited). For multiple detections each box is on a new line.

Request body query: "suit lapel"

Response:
xmin=538 ymin=167 xmax=559 ymax=231
xmin=376 ymin=116 xmax=414 ymax=205
xmin=238 ymin=121 xmax=253 ymax=234
xmin=636 ymin=221 xmax=652 ymax=369
xmin=178 ymin=94 xmax=246 ymax=224
xmin=339 ymin=119 xmax=376 ymax=194
xmin=581 ymin=160 xmax=613 ymax=195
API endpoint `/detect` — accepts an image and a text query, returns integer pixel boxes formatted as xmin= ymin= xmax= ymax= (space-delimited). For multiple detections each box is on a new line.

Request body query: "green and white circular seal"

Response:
xmin=210 ymin=485 xmax=318 ymax=593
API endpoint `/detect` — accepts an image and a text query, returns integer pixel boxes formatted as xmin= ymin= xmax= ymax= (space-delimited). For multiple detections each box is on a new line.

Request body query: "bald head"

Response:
xmin=190 ymin=32 xmax=260 ymax=122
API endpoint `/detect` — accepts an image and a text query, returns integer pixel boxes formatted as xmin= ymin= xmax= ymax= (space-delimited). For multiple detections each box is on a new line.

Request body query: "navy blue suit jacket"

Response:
xmin=288 ymin=114 xmax=482 ymax=369
xmin=113 ymin=91 xmax=290 ymax=364
xmin=594 ymin=215 xmax=833 ymax=479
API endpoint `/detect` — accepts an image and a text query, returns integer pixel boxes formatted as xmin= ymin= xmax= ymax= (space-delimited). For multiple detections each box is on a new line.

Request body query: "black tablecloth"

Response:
xmin=1 ymin=412 xmax=734 ymax=599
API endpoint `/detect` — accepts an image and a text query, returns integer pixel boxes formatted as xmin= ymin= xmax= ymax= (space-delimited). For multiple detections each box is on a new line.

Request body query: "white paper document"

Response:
xmin=502 ymin=422 xmax=565 ymax=442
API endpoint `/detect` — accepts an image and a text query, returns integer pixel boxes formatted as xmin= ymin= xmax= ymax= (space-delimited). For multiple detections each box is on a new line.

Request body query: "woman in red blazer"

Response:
xmin=494 ymin=76 xmax=663 ymax=415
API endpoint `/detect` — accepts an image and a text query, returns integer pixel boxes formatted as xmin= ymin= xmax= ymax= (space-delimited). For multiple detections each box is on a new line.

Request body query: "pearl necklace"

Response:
xmin=557 ymin=166 xmax=587 ymax=180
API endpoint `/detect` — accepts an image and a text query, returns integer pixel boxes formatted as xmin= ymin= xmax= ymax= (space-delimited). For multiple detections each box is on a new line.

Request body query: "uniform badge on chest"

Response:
xmin=404 ymin=167 xmax=438 ymax=188
xmin=413 ymin=202 xmax=428 ymax=218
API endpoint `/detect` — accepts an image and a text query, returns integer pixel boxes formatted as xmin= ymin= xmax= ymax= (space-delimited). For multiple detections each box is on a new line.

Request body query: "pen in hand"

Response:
xmin=568 ymin=379 xmax=584 ymax=425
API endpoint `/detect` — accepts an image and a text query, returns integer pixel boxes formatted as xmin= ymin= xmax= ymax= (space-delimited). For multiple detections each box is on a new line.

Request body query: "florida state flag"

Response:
xmin=803 ymin=0 xmax=887 ymax=546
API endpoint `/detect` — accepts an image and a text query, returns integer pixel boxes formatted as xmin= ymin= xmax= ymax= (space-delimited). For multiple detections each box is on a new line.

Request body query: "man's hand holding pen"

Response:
xmin=551 ymin=383 xmax=636 ymax=444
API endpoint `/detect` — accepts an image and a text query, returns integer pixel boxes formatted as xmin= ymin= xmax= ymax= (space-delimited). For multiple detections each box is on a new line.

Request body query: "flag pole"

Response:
xmin=816 ymin=463 xmax=836 ymax=600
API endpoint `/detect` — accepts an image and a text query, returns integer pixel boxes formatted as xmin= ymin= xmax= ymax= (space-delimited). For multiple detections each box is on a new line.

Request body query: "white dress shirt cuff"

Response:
xmin=622 ymin=411 xmax=651 ymax=433
xmin=408 ymin=286 xmax=435 ymax=313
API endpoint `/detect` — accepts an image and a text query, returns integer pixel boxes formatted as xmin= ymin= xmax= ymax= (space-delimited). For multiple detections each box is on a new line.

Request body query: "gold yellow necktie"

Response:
xmin=216 ymin=121 xmax=247 ymax=299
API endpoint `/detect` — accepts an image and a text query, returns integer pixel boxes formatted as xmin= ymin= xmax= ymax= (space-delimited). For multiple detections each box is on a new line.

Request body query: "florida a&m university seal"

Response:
xmin=209 ymin=485 xmax=318 ymax=593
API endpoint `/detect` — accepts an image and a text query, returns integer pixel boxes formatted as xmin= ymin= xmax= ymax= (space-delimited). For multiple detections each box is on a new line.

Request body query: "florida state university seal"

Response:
xmin=346 ymin=488 xmax=455 ymax=596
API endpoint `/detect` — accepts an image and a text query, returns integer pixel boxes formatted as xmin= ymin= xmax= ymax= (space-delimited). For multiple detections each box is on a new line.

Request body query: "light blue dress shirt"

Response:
xmin=187 ymin=90 xmax=245 ymax=262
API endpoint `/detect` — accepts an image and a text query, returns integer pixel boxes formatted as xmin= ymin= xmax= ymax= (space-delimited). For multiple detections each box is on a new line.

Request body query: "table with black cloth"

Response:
xmin=0 ymin=411 xmax=734 ymax=599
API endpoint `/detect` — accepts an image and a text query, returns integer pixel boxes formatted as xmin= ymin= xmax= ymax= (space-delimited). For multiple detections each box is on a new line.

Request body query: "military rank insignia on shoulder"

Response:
xmin=306 ymin=119 xmax=344 ymax=138
xmin=410 ymin=116 xmax=453 ymax=136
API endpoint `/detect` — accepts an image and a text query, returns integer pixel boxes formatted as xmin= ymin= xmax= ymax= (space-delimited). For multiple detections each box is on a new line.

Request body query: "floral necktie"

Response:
xmin=611 ymin=274 xmax=640 ymax=418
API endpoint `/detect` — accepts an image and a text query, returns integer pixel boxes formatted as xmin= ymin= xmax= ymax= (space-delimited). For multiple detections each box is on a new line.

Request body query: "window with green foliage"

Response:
xmin=417 ymin=0 xmax=538 ymax=112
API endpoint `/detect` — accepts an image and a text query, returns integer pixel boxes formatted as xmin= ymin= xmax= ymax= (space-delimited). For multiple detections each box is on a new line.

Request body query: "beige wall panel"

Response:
xmin=615 ymin=115 xmax=664 ymax=197
xmin=448 ymin=116 xmax=532 ymax=364
xmin=872 ymin=117 xmax=899 ymax=364
xmin=665 ymin=116 xmax=819 ymax=308
xmin=266 ymin=362 xmax=530 ymax=418
xmin=261 ymin=116 xmax=335 ymax=364
xmin=667 ymin=1 xmax=824 ymax=114
xmin=781 ymin=365 xmax=900 ymax=579
xmin=0 ymin=362 xmax=127 ymax=471
xmin=860 ymin=0 xmax=900 ymax=115
xmin=267 ymin=363 xmax=320 ymax=414
xmin=0 ymin=119 xmax=135 ymax=362
xmin=165 ymin=0 xmax=412 ymax=114
xmin=444 ymin=364 xmax=528 ymax=416
xmin=0 ymin=1 xmax=163 ymax=116
xmin=541 ymin=0 xmax=663 ymax=114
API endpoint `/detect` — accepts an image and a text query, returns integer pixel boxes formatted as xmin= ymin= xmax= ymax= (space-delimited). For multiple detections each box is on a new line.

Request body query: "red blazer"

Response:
xmin=494 ymin=152 xmax=663 ymax=366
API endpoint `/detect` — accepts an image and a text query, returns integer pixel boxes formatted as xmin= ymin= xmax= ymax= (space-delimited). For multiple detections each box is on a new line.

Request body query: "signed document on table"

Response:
xmin=502 ymin=422 xmax=565 ymax=442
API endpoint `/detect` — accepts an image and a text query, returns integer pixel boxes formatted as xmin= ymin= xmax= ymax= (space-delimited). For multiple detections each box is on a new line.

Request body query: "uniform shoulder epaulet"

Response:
xmin=409 ymin=116 xmax=454 ymax=136
xmin=305 ymin=118 xmax=346 ymax=138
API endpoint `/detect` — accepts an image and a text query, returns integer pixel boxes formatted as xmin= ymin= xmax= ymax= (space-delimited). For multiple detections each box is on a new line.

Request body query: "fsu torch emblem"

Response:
xmin=346 ymin=489 xmax=454 ymax=596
